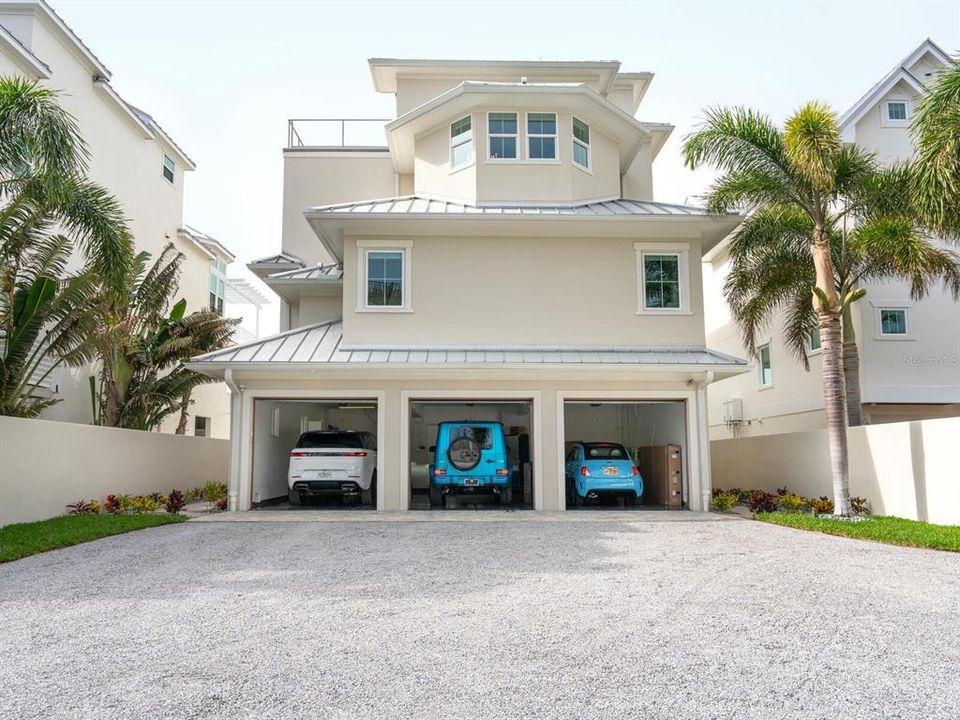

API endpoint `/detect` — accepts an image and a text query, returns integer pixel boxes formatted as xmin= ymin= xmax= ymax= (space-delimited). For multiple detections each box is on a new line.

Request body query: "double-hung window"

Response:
xmin=358 ymin=240 xmax=412 ymax=311
xmin=450 ymin=116 xmax=473 ymax=169
xmin=488 ymin=112 xmax=517 ymax=159
xmin=635 ymin=243 xmax=690 ymax=313
xmin=527 ymin=112 xmax=556 ymax=160
xmin=162 ymin=154 xmax=175 ymax=183
xmin=572 ymin=117 xmax=590 ymax=170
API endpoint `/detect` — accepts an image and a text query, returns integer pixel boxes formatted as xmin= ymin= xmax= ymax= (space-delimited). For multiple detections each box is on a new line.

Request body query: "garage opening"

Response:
xmin=409 ymin=400 xmax=534 ymax=510
xmin=563 ymin=401 xmax=687 ymax=511
xmin=253 ymin=399 xmax=379 ymax=510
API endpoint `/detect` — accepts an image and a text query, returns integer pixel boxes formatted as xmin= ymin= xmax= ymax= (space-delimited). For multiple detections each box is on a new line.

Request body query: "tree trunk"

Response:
xmin=175 ymin=391 xmax=191 ymax=435
xmin=811 ymin=231 xmax=852 ymax=516
xmin=842 ymin=305 xmax=863 ymax=427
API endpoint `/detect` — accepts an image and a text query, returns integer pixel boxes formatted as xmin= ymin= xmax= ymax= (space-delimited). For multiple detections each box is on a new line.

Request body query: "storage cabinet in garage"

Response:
xmin=636 ymin=445 xmax=683 ymax=508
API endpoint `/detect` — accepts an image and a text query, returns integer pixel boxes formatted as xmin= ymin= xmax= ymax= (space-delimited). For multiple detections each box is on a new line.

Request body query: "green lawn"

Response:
xmin=0 ymin=514 xmax=187 ymax=563
xmin=755 ymin=513 xmax=960 ymax=552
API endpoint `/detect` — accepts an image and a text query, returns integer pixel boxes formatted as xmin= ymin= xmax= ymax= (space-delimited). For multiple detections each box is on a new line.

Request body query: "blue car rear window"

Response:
xmin=583 ymin=443 xmax=629 ymax=459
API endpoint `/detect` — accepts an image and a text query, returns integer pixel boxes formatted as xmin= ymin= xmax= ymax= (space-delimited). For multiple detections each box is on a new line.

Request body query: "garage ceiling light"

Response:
xmin=338 ymin=404 xmax=376 ymax=410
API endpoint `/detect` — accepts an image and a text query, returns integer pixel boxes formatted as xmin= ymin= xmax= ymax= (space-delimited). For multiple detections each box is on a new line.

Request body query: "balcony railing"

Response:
xmin=287 ymin=118 xmax=391 ymax=149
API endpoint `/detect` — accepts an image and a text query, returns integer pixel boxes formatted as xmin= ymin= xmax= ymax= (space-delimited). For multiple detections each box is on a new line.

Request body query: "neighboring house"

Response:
xmin=190 ymin=58 xmax=747 ymax=512
xmin=705 ymin=39 xmax=960 ymax=440
xmin=0 ymin=0 xmax=234 ymax=437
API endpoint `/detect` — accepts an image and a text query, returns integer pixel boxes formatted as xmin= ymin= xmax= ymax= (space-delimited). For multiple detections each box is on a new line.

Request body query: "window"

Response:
xmin=357 ymin=240 xmax=412 ymax=312
xmin=194 ymin=416 xmax=210 ymax=437
xmin=807 ymin=327 xmax=821 ymax=352
xmin=572 ymin=117 xmax=590 ymax=169
xmin=880 ymin=308 xmax=908 ymax=336
xmin=635 ymin=243 xmax=691 ymax=314
xmin=162 ymin=154 xmax=175 ymax=183
xmin=450 ymin=115 xmax=473 ymax=169
xmin=488 ymin=112 xmax=517 ymax=159
xmin=758 ymin=344 xmax=773 ymax=387
xmin=208 ymin=258 xmax=225 ymax=313
xmin=527 ymin=112 xmax=556 ymax=159
xmin=366 ymin=251 xmax=403 ymax=307
xmin=643 ymin=254 xmax=681 ymax=309
xmin=887 ymin=101 xmax=907 ymax=121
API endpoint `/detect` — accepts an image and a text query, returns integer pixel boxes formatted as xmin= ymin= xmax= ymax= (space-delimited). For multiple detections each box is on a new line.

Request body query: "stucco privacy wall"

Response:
xmin=0 ymin=416 xmax=229 ymax=526
xmin=711 ymin=416 xmax=960 ymax=525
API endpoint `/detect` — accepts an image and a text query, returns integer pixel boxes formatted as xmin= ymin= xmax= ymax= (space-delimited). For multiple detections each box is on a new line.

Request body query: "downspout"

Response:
xmin=224 ymin=368 xmax=242 ymax=512
xmin=694 ymin=370 xmax=715 ymax=512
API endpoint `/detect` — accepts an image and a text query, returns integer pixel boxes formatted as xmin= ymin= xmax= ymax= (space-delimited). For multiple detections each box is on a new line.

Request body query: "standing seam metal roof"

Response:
xmin=191 ymin=320 xmax=746 ymax=368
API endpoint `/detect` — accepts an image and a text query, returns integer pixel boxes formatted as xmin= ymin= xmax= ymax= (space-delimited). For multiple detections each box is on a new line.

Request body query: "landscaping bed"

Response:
xmin=755 ymin=513 xmax=960 ymax=552
xmin=0 ymin=514 xmax=187 ymax=563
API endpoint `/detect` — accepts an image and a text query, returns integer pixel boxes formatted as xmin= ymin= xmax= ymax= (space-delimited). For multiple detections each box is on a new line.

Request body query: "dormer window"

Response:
xmin=882 ymin=100 xmax=910 ymax=127
xmin=450 ymin=116 xmax=473 ymax=169
xmin=572 ymin=117 xmax=590 ymax=170
xmin=527 ymin=113 xmax=556 ymax=160
xmin=887 ymin=101 xmax=907 ymax=121
xmin=488 ymin=112 xmax=517 ymax=159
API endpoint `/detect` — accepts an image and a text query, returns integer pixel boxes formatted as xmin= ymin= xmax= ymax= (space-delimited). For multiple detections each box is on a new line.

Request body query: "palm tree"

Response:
xmin=0 ymin=77 xmax=132 ymax=416
xmin=89 ymin=244 xmax=237 ymax=430
xmin=911 ymin=54 xmax=960 ymax=238
xmin=684 ymin=103 xmax=888 ymax=516
xmin=724 ymin=185 xmax=960 ymax=426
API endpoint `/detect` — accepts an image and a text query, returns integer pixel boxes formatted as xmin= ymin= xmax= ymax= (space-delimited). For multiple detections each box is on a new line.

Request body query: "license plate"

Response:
xmin=603 ymin=467 xmax=619 ymax=476
xmin=463 ymin=478 xmax=479 ymax=486
xmin=312 ymin=470 xmax=334 ymax=479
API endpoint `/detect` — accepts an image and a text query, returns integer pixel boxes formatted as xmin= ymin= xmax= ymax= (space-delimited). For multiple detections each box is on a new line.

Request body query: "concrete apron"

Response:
xmin=191 ymin=510 xmax=742 ymax=523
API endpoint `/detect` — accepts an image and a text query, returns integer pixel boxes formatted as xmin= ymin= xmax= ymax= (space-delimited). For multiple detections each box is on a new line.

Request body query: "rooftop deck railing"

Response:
xmin=287 ymin=119 xmax=392 ymax=149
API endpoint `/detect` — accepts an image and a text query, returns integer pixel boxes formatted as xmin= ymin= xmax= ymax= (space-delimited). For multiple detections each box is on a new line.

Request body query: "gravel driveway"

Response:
xmin=1 ymin=513 xmax=959 ymax=719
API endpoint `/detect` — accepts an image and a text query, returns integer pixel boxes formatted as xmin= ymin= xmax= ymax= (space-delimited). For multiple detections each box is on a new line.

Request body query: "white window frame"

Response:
xmin=525 ymin=111 xmax=558 ymax=162
xmin=634 ymin=242 xmax=692 ymax=315
xmin=871 ymin=300 xmax=914 ymax=340
xmin=162 ymin=153 xmax=175 ymax=184
xmin=356 ymin=239 xmax=413 ymax=313
xmin=757 ymin=343 xmax=774 ymax=389
xmin=881 ymin=98 xmax=910 ymax=128
xmin=449 ymin=115 xmax=474 ymax=171
xmin=572 ymin=116 xmax=591 ymax=172
xmin=486 ymin=111 xmax=519 ymax=161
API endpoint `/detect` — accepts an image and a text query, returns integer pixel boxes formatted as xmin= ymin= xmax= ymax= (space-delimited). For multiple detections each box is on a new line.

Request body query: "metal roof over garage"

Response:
xmin=190 ymin=319 xmax=747 ymax=372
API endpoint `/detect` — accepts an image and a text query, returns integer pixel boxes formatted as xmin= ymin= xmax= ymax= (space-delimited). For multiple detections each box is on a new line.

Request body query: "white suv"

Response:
xmin=288 ymin=431 xmax=377 ymax=506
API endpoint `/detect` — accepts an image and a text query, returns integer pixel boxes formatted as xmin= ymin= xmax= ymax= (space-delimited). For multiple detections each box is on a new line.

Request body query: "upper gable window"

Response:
xmin=527 ymin=113 xmax=557 ymax=160
xmin=572 ymin=117 xmax=590 ymax=170
xmin=887 ymin=102 xmax=907 ymax=121
xmin=162 ymin=154 xmax=175 ymax=183
xmin=488 ymin=112 xmax=517 ymax=159
xmin=450 ymin=116 xmax=473 ymax=169
xmin=882 ymin=100 xmax=910 ymax=127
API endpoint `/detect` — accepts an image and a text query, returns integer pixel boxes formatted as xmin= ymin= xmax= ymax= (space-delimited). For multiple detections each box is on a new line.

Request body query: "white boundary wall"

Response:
xmin=0 ymin=416 xmax=229 ymax=527
xmin=711 ymin=416 xmax=960 ymax=525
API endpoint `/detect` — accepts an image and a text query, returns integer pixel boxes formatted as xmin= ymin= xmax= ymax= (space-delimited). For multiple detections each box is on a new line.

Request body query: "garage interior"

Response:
xmin=409 ymin=400 xmax=534 ymax=510
xmin=563 ymin=401 xmax=687 ymax=510
xmin=252 ymin=398 xmax=379 ymax=508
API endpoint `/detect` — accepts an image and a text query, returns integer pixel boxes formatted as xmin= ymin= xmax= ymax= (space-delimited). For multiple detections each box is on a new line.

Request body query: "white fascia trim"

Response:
xmin=186 ymin=361 xmax=750 ymax=375
xmin=92 ymin=79 xmax=153 ymax=138
xmin=27 ymin=0 xmax=111 ymax=78
xmin=0 ymin=24 xmax=49 ymax=78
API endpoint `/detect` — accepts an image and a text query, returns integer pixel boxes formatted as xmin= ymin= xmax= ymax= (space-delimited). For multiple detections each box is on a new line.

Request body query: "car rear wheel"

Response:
xmin=288 ymin=489 xmax=302 ymax=506
xmin=500 ymin=487 xmax=513 ymax=506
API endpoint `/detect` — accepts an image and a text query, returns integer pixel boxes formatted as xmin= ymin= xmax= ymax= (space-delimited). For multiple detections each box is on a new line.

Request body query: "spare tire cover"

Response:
xmin=448 ymin=436 xmax=482 ymax=471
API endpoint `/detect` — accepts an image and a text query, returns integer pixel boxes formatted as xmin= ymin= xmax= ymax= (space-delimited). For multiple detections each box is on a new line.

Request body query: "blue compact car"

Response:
xmin=565 ymin=442 xmax=643 ymax=506
xmin=429 ymin=421 xmax=512 ymax=507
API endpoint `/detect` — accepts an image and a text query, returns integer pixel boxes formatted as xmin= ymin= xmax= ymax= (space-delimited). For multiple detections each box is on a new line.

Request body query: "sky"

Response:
xmin=52 ymin=0 xmax=960 ymax=333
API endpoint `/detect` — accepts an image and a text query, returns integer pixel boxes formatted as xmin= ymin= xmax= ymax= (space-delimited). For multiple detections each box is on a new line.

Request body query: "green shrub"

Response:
xmin=710 ymin=492 xmax=739 ymax=512
xmin=184 ymin=487 xmax=203 ymax=502
xmin=810 ymin=496 xmax=835 ymax=515
xmin=202 ymin=481 xmax=227 ymax=504
xmin=66 ymin=500 xmax=95 ymax=515
xmin=850 ymin=496 xmax=870 ymax=515
xmin=777 ymin=493 xmax=808 ymax=513
xmin=128 ymin=495 xmax=161 ymax=514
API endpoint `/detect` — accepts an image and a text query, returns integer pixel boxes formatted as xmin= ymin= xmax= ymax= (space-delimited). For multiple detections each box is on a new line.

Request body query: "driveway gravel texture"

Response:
xmin=1 ymin=514 xmax=959 ymax=719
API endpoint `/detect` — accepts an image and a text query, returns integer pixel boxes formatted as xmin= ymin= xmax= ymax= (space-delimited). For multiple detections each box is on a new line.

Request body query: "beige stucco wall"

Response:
xmin=232 ymin=373 xmax=710 ymax=514
xmin=711 ymin=416 xmax=960 ymax=525
xmin=0 ymin=416 xmax=229 ymax=526
xmin=281 ymin=151 xmax=395 ymax=266
xmin=412 ymin=110 xmax=622 ymax=204
xmin=342 ymin=233 xmax=706 ymax=347
xmin=295 ymin=294 xmax=343 ymax=326
xmin=852 ymin=79 xmax=918 ymax=164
